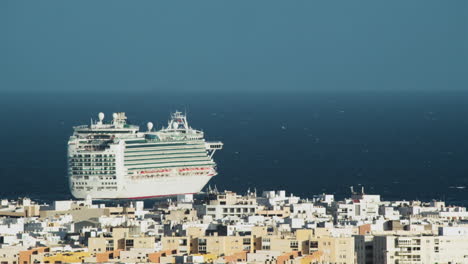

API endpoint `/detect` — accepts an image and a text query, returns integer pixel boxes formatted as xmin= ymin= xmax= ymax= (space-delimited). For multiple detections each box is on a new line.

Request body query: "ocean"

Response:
xmin=0 ymin=90 xmax=467 ymax=205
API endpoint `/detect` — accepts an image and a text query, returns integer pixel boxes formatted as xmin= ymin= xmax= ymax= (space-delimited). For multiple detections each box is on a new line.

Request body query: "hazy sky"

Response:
xmin=1 ymin=1 xmax=467 ymax=93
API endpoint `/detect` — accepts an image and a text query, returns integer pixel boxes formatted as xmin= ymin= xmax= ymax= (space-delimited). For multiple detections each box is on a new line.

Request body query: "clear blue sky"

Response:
xmin=1 ymin=0 xmax=467 ymax=93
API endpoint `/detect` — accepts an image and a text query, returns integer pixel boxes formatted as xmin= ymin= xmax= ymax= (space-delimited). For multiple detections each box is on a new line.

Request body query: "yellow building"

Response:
xmin=299 ymin=251 xmax=323 ymax=264
xmin=201 ymin=253 xmax=218 ymax=263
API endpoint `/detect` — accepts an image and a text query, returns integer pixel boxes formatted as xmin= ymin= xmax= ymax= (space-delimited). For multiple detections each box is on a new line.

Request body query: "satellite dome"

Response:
xmin=112 ymin=113 xmax=118 ymax=119
xmin=147 ymin=122 xmax=154 ymax=131
xmin=98 ymin=112 xmax=105 ymax=121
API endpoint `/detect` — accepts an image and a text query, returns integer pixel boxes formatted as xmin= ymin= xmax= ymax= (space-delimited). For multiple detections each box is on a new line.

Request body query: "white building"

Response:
xmin=373 ymin=235 xmax=468 ymax=264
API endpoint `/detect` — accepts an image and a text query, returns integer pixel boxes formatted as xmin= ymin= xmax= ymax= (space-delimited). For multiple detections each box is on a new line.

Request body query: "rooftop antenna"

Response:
xmin=361 ymin=186 xmax=365 ymax=194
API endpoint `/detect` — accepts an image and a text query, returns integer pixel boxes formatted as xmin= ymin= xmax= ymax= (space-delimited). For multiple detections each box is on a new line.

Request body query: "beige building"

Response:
xmin=164 ymin=234 xmax=251 ymax=256
xmin=261 ymin=234 xmax=309 ymax=254
xmin=118 ymin=248 xmax=156 ymax=263
xmin=0 ymin=246 xmax=25 ymax=264
xmin=162 ymin=236 xmax=193 ymax=254
xmin=195 ymin=191 xmax=260 ymax=219
xmin=164 ymin=208 xmax=198 ymax=222
xmin=162 ymin=226 xmax=207 ymax=254
xmin=196 ymin=235 xmax=246 ymax=256
xmin=309 ymin=236 xmax=355 ymax=264
xmin=88 ymin=227 xmax=155 ymax=253
xmin=40 ymin=203 xmax=135 ymax=222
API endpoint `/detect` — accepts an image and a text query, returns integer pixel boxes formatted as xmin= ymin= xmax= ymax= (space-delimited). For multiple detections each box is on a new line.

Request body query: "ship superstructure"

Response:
xmin=67 ymin=112 xmax=223 ymax=199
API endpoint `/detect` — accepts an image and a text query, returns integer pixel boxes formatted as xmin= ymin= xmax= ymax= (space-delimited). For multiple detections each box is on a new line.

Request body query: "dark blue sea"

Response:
xmin=0 ymin=90 xmax=467 ymax=205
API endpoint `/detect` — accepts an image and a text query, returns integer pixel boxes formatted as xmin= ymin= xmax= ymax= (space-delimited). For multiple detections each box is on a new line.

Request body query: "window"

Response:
xmin=290 ymin=241 xmax=298 ymax=248
xmin=125 ymin=239 xmax=134 ymax=248
xmin=198 ymin=246 xmax=207 ymax=252
xmin=106 ymin=240 xmax=114 ymax=251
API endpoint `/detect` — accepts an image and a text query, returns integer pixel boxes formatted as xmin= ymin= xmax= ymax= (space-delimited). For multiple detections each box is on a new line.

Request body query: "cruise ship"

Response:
xmin=67 ymin=112 xmax=223 ymax=199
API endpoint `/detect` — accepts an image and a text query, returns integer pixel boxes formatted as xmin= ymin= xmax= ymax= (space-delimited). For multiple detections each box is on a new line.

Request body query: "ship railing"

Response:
xmin=73 ymin=125 xmax=89 ymax=129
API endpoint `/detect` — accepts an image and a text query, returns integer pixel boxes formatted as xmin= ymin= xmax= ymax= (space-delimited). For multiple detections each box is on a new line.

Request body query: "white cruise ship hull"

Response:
xmin=71 ymin=174 xmax=213 ymax=199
